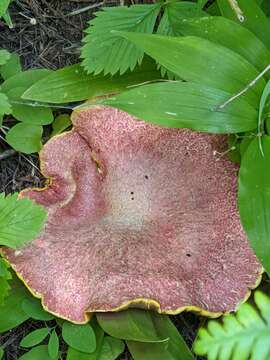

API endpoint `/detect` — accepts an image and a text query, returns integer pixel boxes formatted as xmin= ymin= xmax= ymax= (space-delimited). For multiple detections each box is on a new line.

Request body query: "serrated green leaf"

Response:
xmin=81 ymin=4 xmax=161 ymax=75
xmin=115 ymin=32 xmax=265 ymax=108
xmin=48 ymin=330 xmax=59 ymax=359
xmin=51 ymin=114 xmax=71 ymax=137
xmin=0 ymin=49 xmax=10 ymax=65
xmin=6 ymin=123 xmax=43 ymax=154
xmin=0 ymin=53 xmax=21 ymax=80
xmin=97 ymin=309 xmax=166 ymax=343
xmin=22 ymin=298 xmax=54 ymax=321
xmin=158 ymin=2 xmax=208 ymax=37
xmin=0 ymin=193 xmax=47 ymax=248
xmin=99 ymin=337 xmax=125 ymax=360
xmin=20 ymin=328 xmax=50 ymax=348
xmin=102 ymin=82 xmax=257 ymax=133
xmin=194 ymin=290 xmax=270 ymax=360
xmin=217 ymin=0 xmax=270 ymax=49
xmin=0 ymin=0 xmax=11 ymax=17
xmin=0 ymin=277 xmax=30 ymax=332
xmin=19 ymin=345 xmax=51 ymax=360
xmin=174 ymin=16 xmax=270 ymax=74
xmin=238 ymin=136 xmax=270 ymax=275
xmin=62 ymin=322 xmax=96 ymax=353
xmin=0 ymin=92 xmax=12 ymax=115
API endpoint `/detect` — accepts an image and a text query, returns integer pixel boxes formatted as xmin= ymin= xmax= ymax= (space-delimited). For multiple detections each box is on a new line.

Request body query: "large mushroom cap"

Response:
xmin=2 ymin=106 xmax=261 ymax=323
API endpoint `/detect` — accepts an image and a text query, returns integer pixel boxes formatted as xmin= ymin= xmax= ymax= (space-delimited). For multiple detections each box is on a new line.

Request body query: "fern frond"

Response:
xmin=81 ymin=4 xmax=161 ymax=76
xmin=194 ymin=291 xmax=270 ymax=360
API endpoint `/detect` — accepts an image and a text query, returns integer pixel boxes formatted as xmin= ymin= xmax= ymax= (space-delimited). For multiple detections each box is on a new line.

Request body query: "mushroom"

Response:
xmin=2 ymin=106 xmax=262 ymax=323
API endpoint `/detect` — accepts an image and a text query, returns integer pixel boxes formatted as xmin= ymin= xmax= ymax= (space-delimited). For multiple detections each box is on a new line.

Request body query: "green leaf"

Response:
xmin=174 ymin=16 xmax=270 ymax=74
xmin=97 ymin=309 xmax=166 ymax=343
xmin=48 ymin=330 xmax=59 ymax=359
xmin=0 ymin=53 xmax=21 ymax=80
xmin=51 ymin=114 xmax=71 ymax=137
xmin=0 ymin=193 xmax=47 ymax=248
xmin=258 ymin=79 xmax=270 ymax=133
xmin=99 ymin=337 xmax=125 ymax=360
xmin=0 ymin=277 xmax=30 ymax=332
xmin=158 ymin=2 xmax=208 ymax=37
xmin=0 ymin=347 xmax=3 ymax=360
xmin=22 ymin=298 xmax=54 ymax=321
xmin=0 ymin=0 xmax=11 ymax=17
xmin=20 ymin=328 xmax=50 ymax=348
xmin=238 ymin=136 xmax=270 ymax=275
xmin=6 ymin=123 xmax=43 ymax=154
xmin=0 ymin=92 xmax=12 ymax=115
xmin=217 ymin=0 xmax=270 ymax=49
xmin=81 ymin=4 xmax=162 ymax=75
xmin=22 ymin=60 xmax=160 ymax=104
xmin=62 ymin=322 xmax=96 ymax=354
xmin=198 ymin=0 xmax=208 ymax=8
xmin=115 ymin=32 xmax=265 ymax=108
xmin=2 ymin=10 xmax=13 ymax=29
xmin=0 ymin=258 xmax=12 ymax=304
xmin=0 ymin=49 xmax=10 ymax=65
xmin=19 ymin=345 xmax=52 ymax=360
xmin=7 ymin=87 xmax=53 ymax=125
xmin=194 ymin=290 xmax=270 ymax=360
xmin=102 ymin=82 xmax=257 ymax=133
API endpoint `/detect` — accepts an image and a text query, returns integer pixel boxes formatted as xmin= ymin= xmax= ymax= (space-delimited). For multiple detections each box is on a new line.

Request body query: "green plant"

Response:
xmin=0 ymin=0 xmax=13 ymax=28
xmin=194 ymin=291 xmax=270 ymax=360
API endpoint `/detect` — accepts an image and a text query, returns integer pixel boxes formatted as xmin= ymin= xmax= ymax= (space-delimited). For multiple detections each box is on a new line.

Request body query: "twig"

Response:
xmin=0 ymin=149 xmax=17 ymax=161
xmin=215 ymin=63 xmax=270 ymax=111
xmin=66 ymin=2 xmax=104 ymax=16
xmin=228 ymin=0 xmax=245 ymax=22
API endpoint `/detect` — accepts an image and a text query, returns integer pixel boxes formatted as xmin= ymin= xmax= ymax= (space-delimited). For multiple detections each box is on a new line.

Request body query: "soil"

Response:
xmin=0 ymin=1 xmax=202 ymax=359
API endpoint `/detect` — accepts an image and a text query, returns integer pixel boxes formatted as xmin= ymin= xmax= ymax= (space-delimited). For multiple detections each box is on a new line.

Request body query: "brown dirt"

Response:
xmin=0 ymin=1 xmax=202 ymax=359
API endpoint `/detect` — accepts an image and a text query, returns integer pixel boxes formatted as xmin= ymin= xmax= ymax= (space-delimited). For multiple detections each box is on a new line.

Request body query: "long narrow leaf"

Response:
xmin=101 ymin=82 xmax=257 ymax=133
xmin=115 ymin=32 xmax=265 ymax=108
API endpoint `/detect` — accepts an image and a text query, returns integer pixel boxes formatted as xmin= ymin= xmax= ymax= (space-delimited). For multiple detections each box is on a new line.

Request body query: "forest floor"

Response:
xmin=0 ymin=1 xmax=202 ymax=359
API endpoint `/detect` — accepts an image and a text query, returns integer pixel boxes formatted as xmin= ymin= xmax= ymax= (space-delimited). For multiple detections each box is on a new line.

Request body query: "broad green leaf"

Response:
xmin=194 ymin=290 xmax=270 ymax=360
xmin=97 ymin=309 xmax=166 ymax=343
xmin=102 ymin=82 xmax=257 ymax=133
xmin=258 ymin=79 xmax=270 ymax=133
xmin=20 ymin=328 xmax=50 ymax=348
xmin=0 ymin=258 xmax=12 ymax=304
xmin=0 ymin=193 xmax=47 ymax=248
xmin=116 ymin=32 xmax=265 ymax=108
xmin=22 ymin=298 xmax=54 ymax=321
xmin=175 ymin=16 xmax=270 ymax=74
xmin=62 ymin=322 xmax=96 ymax=353
xmin=19 ymin=345 xmax=51 ymax=360
xmin=0 ymin=92 xmax=12 ymax=115
xmin=51 ymin=114 xmax=71 ymax=137
xmin=157 ymin=2 xmax=208 ymax=37
xmin=151 ymin=314 xmax=194 ymax=360
xmin=22 ymin=60 xmax=160 ymax=104
xmin=99 ymin=337 xmax=125 ymax=360
xmin=6 ymin=123 xmax=43 ymax=154
xmin=48 ymin=330 xmax=59 ymax=359
xmin=0 ymin=277 xmax=30 ymax=332
xmin=1 ymin=69 xmax=51 ymax=93
xmin=0 ymin=53 xmax=21 ymax=80
xmin=217 ymin=0 xmax=270 ymax=49
xmin=238 ymin=136 xmax=270 ymax=275
xmin=0 ymin=347 xmax=3 ymax=360
xmin=127 ymin=341 xmax=175 ymax=360
xmin=0 ymin=0 xmax=10 ymax=17
xmin=81 ymin=4 xmax=162 ymax=75
xmin=0 ymin=49 xmax=10 ymax=65
xmin=7 ymin=87 xmax=53 ymax=125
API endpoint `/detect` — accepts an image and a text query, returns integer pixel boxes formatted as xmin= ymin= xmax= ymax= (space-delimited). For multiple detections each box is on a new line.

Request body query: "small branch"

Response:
xmin=228 ymin=0 xmax=245 ymax=22
xmin=215 ymin=63 xmax=270 ymax=111
xmin=0 ymin=149 xmax=16 ymax=161
xmin=66 ymin=2 xmax=104 ymax=16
